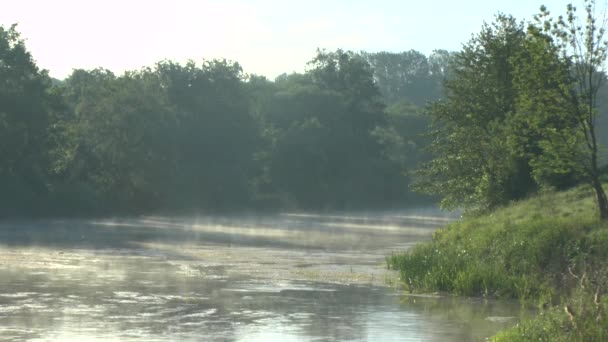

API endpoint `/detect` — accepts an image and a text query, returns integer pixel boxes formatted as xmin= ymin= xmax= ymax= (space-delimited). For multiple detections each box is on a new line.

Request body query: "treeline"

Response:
xmin=7 ymin=0 xmax=608 ymax=219
xmin=0 ymin=24 xmax=453 ymax=217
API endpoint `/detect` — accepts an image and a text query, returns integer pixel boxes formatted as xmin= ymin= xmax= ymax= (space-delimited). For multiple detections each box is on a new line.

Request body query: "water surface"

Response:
xmin=0 ymin=212 xmax=522 ymax=341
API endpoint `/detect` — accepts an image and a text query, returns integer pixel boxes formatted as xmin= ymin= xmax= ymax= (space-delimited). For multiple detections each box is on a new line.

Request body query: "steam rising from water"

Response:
xmin=0 ymin=210 xmax=519 ymax=341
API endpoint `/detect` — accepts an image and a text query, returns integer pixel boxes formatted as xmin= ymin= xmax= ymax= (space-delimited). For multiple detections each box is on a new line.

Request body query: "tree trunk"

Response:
xmin=592 ymin=177 xmax=608 ymax=221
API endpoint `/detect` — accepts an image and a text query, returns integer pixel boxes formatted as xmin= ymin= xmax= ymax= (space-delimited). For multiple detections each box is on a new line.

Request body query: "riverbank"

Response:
xmin=387 ymin=185 xmax=608 ymax=340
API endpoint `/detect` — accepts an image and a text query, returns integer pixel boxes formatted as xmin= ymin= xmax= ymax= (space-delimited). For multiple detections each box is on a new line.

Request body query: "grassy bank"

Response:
xmin=387 ymin=185 xmax=608 ymax=340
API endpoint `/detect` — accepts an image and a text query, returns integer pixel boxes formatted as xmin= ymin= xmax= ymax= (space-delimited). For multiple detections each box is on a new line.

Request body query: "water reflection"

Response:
xmin=0 ymin=212 xmax=521 ymax=341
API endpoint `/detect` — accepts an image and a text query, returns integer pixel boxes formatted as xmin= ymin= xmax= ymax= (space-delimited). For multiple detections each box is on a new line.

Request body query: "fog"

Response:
xmin=0 ymin=210 xmax=526 ymax=341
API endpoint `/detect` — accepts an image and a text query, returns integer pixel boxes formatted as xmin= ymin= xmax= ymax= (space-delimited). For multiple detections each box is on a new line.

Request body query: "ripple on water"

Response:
xmin=0 ymin=306 xmax=22 ymax=313
xmin=223 ymin=281 xmax=338 ymax=294
xmin=106 ymin=299 xmax=139 ymax=304
xmin=105 ymin=314 xmax=140 ymax=321
xmin=0 ymin=327 xmax=33 ymax=333
xmin=113 ymin=291 xmax=140 ymax=298
xmin=287 ymin=312 xmax=314 ymax=319
xmin=181 ymin=308 xmax=218 ymax=319
xmin=21 ymin=303 xmax=48 ymax=310
xmin=0 ymin=292 xmax=38 ymax=298
xmin=154 ymin=306 xmax=190 ymax=316
xmin=62 ymin=304 xmax=106 ymax=315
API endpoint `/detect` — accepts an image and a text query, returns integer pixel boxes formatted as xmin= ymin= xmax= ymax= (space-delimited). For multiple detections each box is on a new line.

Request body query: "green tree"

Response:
xmin=257 ymin=50 xmax=411 ymax=209
xmin=265 ymin=83 xmax=340 ymax=207
xmin=0 ymin=24 xmax=56 ymax=216
xmin=156 ymin=60 xmax=259 ymax=210
xmin=373 ymin=101 xmax=430 ymax=169
xmin=414 ymin=15 xmax=537 ymax=211
xmin=55 ymin=68 xmax=175 ymax=212
xmin=243 ymin=74 xmax=280 ymax=202
xmin=515 ymin=0 xmax=608 ymax=220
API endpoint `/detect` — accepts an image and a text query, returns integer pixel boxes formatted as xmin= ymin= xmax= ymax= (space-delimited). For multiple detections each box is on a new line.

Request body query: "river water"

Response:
xmin=0 ymin=212 xmax=523 ymax=341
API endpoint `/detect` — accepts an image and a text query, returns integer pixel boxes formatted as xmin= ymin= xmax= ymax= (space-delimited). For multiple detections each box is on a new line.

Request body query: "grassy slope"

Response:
xmin=387 ymin=185 xmax=608 ymax=340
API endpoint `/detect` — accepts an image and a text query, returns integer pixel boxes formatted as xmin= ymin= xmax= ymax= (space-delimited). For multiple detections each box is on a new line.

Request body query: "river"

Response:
xmin=0 ymin=212 xmax=523 ymax=341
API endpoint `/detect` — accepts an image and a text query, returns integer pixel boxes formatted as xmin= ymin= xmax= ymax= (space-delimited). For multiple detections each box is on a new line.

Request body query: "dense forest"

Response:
xmin=3 ymin=0 xmax=608 ymax=219
xmin=0 ymin=23 xmax=455 ymax=217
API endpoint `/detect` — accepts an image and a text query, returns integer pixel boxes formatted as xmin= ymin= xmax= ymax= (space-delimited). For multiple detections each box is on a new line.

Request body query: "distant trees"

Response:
xmin=155 ymin=60 xmax=259 ymax=210
xmin=1 ymin=23 xmax=446 ymax=216
xmin=255 ymin=50 xmax=418 ymax=209
xmin=362 ymin=50 xmax=454 ymax=106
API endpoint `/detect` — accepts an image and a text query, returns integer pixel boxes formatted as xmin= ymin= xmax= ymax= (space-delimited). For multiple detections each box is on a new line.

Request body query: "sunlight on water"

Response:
xmin=0 ymin=212 xmax=523 ymax=341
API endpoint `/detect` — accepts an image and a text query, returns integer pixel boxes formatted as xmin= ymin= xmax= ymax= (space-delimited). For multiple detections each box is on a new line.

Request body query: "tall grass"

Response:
xmin=492 ymin=287 xmax=608 ymax=341
xmin=387 ymin=185 xmax=608 ymax=339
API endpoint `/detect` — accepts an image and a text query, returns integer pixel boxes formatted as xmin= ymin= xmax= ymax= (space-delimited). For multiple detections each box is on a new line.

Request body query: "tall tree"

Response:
xmin=515 ymin=0 xmax=608 ymax=220
xmin=414 ymin=15 xmax=537 ymax=210
xmin=0 ymin=24 xmax=56 ymax=215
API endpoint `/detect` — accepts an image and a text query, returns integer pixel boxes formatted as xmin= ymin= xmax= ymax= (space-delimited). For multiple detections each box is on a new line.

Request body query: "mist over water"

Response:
xmin=0 ymin=210 xmax=521 ymax=341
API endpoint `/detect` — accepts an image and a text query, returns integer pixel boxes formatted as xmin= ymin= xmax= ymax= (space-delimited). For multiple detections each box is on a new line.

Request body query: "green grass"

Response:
xmin=492 ymin=288 xmax=608 ymax=341
xmin=387 ymin=185 xmax=608 ymax=340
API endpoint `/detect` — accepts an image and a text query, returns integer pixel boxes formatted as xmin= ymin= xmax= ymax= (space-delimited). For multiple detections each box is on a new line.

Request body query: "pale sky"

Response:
xmin=1 ymin=0 xmax=577 ymax=79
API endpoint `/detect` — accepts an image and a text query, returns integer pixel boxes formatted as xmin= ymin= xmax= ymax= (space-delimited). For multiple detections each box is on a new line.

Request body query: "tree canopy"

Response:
xmin=414 ymin=2 xmax=608 ymax=219
xmin=514 ymin=0 xmax=608 ymax=219
xmin=0 ymin=27 xmax=440 ymax=216
xmin=413 ymin=15 xmax=538 ymax=210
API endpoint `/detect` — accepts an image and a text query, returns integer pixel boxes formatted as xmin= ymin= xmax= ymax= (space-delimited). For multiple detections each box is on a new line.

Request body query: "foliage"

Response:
xmin=413 ymin=15 xmax=538 ymax=211
xmin=373 ymin=101 xmax=429 ymax=168
xmin=514 ymin=0 xmax=608 ymax=220
xmin=0 ymin=24 xmax=57 ymax=216
xmin=52 ymin=68 xmax=175 ymax=212
xmin=415 ymin=3 xmax=608 ymax=215
xmin=259 ymin=50 xmax=416 ymax=209
xmin=1 ymin=23 xmax=443 ymax=215
xmin=155 ymin=60 xmax=259 ymax=210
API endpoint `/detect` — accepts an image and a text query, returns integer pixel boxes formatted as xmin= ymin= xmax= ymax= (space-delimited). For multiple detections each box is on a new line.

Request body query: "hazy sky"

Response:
xmin=1 ymin=0 xmax=576 ymax=79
